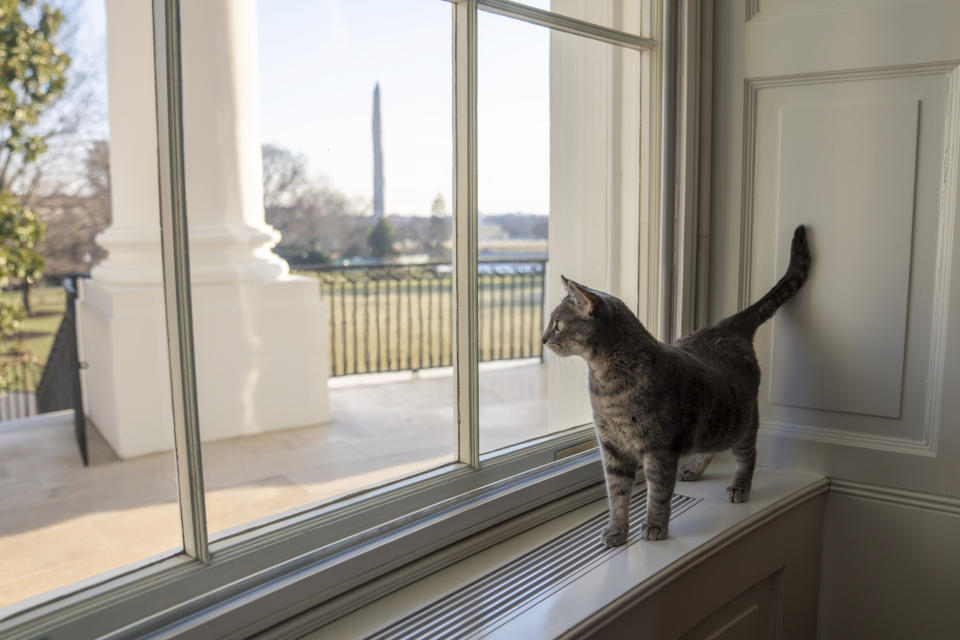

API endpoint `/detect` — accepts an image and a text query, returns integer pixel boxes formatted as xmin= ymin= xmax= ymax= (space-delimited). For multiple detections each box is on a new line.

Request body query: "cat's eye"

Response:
xmin=555 ymin=320 xmax=564 ymax=332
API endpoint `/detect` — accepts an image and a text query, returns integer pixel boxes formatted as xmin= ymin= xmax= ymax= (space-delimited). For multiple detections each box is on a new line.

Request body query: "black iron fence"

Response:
xmin=0 ymin=358 xmax=42 ymax=421
xmin=35 ymin=276 xmax=88 ymax=465
xmin=303 ymin=260 xmax=546 ymax=376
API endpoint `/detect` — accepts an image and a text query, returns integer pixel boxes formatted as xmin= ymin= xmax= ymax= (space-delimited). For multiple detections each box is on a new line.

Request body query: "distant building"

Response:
xmin=372 ymin=82 xmax=384 ymax=218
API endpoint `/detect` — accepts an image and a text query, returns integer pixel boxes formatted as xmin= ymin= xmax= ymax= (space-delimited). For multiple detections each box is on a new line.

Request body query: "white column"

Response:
xmin=179 ymin=0 xmax=288 ymax=284
xmin=80 ymin=0 xmax=330 ymax=458
xmin=94 ymin=0 xmax=287 ymax=286
xmin=89 ymin=0 xmax=162 ymax=286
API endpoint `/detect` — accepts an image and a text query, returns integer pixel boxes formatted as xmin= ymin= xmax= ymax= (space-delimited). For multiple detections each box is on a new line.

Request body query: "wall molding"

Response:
xmin=830 ymin=479 xmax=960 ymax=517
xmin=740 ymin=61 xmax=960 ymax=456
xmin=924 ymin=63 xmax=960 ymax=457
xmin=760 ymin=420 xmax=935 ymax=457
xmin=738 ymin=60 xmax=959 ymax=309
xmin=737 ymin=77 xmax=758 ymax=310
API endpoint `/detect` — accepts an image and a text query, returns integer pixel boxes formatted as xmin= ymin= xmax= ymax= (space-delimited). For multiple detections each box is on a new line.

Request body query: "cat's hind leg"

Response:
xmin=641 ymin=451 xmax=679 ymax=540
xmin=678 ymin=452 xmax=713 ymax=481
xmin=727 ymin=409 xmax=758 ymax=503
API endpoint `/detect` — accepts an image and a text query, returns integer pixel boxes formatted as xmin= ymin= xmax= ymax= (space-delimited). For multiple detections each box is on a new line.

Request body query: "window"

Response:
xmin=0 ymin=1 xmax=664 ymax=636
xmin=186 ymin=0 xmax=458 ymax=540
xmin=0 ymin=0 xmax=187 ymax=613
xmin=477 ymin=10 xmax=645 ymax=453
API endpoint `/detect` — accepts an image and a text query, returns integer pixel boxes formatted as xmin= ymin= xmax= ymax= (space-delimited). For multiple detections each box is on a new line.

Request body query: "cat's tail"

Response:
xmin=722 ymin=225 xmax=811 ymax=339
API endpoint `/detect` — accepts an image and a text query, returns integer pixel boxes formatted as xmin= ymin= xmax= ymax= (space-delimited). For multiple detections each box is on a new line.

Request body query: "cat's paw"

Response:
xmin=641 ymin=523 xmax=668 ymax=540
xmin=601 ymin=526 xmax=628 ymax=548
xmin=726 ymin=486 xmax=750 ymax=503
xmin=678 ymin=467 xmax=702 ymax=481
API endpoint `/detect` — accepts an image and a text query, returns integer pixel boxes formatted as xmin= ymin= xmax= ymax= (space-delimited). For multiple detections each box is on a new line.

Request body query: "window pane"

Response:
xmin=0 ymin=0 xmax=182 ymax=610
xmin=477 ymin=13 xmax=642 ymax=453
xmin=503 ymin=0 xmax=646 ymax=37
xmin=180 ymin=0 xmax=455 ymax=539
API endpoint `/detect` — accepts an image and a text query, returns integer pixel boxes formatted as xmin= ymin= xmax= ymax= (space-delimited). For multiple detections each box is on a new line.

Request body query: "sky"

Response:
xmin=256 ymin=0 xmax=551 ymax=216
xmin=57 ymin=0 xmax=553 ymax=216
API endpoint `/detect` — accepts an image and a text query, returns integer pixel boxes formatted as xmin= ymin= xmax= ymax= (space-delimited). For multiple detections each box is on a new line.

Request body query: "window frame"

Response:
xmin=0 ymin=1 xmax=670 ymax=638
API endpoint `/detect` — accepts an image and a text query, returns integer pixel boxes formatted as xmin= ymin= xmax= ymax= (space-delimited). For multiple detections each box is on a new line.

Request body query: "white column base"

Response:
xmin=77 ymin=276 xmax=330 ymax=459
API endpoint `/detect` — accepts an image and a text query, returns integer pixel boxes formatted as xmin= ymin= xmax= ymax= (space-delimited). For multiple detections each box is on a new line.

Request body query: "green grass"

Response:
xmin=0 ymin=287 xmax=66 ymax=391
xmin=1 ymin=287 xmax=66 ymax=362
xmin=316 ymin=274 xmax=545 ymax=376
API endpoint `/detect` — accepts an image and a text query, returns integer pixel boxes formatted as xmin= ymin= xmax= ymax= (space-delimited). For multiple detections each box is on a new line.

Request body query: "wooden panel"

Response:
xmin=712 ymin=0 xmax=960 ymax=498
xmin=751 ymin=0 xmax=902 ymax=21
xmin=746 ymin=71 xmax=946 ymax=451
xmin=769 ymin=100 xmax=917 ymax=418
xmin=680 ymin=574 xmax=779 ymax=640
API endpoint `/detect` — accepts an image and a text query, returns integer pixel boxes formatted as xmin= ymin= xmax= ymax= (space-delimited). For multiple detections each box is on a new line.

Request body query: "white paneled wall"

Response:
xmin=711 ymin=1 xmax=960 ymax=636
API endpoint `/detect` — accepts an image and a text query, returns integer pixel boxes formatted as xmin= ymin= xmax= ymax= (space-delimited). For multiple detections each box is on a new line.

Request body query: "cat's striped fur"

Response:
xmin=541 ymin=225 xmax=811 ymax=546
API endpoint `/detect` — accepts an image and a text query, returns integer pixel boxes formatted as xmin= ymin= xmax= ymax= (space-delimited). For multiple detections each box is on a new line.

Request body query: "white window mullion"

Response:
xmin=479 ymin=0 xmax=655 ymax=49
xmin=152 ymin=0 xmax=209 ymax=562
xmin=453 ymin=0 xmax=480 ymax=469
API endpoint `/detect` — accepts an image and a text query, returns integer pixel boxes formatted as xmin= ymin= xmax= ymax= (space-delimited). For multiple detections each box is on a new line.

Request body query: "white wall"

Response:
xmin=710 ymin=1 xmax=960 ymax=636
xmin=818 ymin=489 xmax=960 ymax=639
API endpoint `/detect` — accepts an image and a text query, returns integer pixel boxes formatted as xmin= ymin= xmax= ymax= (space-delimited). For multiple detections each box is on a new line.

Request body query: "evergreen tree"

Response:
xmin=0 ymin=0 xmax=70 ymax=328
xmin=367 ymin=217 xmax=395 ymax=259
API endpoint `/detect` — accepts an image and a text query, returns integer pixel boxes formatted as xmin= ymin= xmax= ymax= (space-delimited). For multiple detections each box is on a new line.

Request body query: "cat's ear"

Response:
xmin=561 ymin=275 xmax=600 ymax=315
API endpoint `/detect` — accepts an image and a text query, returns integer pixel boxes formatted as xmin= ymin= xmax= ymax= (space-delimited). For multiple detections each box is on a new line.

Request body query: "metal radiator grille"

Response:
xmin=367 ymin=490 xmax=701 ymax=640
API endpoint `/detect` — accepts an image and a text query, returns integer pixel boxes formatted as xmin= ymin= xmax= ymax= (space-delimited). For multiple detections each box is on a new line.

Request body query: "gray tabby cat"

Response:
xmin=541 ymin=225 xmax=811 ymax=547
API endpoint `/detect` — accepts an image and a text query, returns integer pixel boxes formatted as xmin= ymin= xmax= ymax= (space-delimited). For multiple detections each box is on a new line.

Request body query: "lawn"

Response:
xmin=0 ymin=286 xmax=67 ymax=392
xmin=1 ymin=287 xmax=66 ymax=361
xmin=315 ymin=272 xmax=546 ymax=376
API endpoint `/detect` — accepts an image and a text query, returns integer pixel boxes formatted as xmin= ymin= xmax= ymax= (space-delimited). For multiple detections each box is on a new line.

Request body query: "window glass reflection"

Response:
xmin=477 ymin=12 xmax=642 ymax=453
xmin=0 ymin=0 xmax=181 ymax=610
xmin=184 ymin=0 xmax=455 ymax=538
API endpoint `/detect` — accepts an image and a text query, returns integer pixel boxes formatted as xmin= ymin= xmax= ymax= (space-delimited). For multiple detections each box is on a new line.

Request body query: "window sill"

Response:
xmin=307 ymin=459 xmax=826 ymax=639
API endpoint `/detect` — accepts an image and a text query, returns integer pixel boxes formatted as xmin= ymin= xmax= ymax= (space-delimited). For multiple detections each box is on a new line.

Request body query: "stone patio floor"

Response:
xmin=0 ymin=360 xmax=552 ymax=610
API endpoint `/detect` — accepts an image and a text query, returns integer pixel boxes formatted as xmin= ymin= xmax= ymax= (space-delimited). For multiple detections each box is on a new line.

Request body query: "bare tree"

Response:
xmin=31 ymin=139 xmax=110 ymax=277
xmin=261 ymin=143 xmax=311 ymax=210
xmin=3 ymin=0 xmax=107 ymax=205
xmin=83 ymin=139 xmax=110 ymax=206
xmin=261 ymin=143 xmax=372 ymax=261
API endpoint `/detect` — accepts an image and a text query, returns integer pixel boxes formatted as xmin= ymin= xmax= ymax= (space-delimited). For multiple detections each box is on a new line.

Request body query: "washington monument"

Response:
xmin=372 ymin=82 xmax=384 ymax=218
